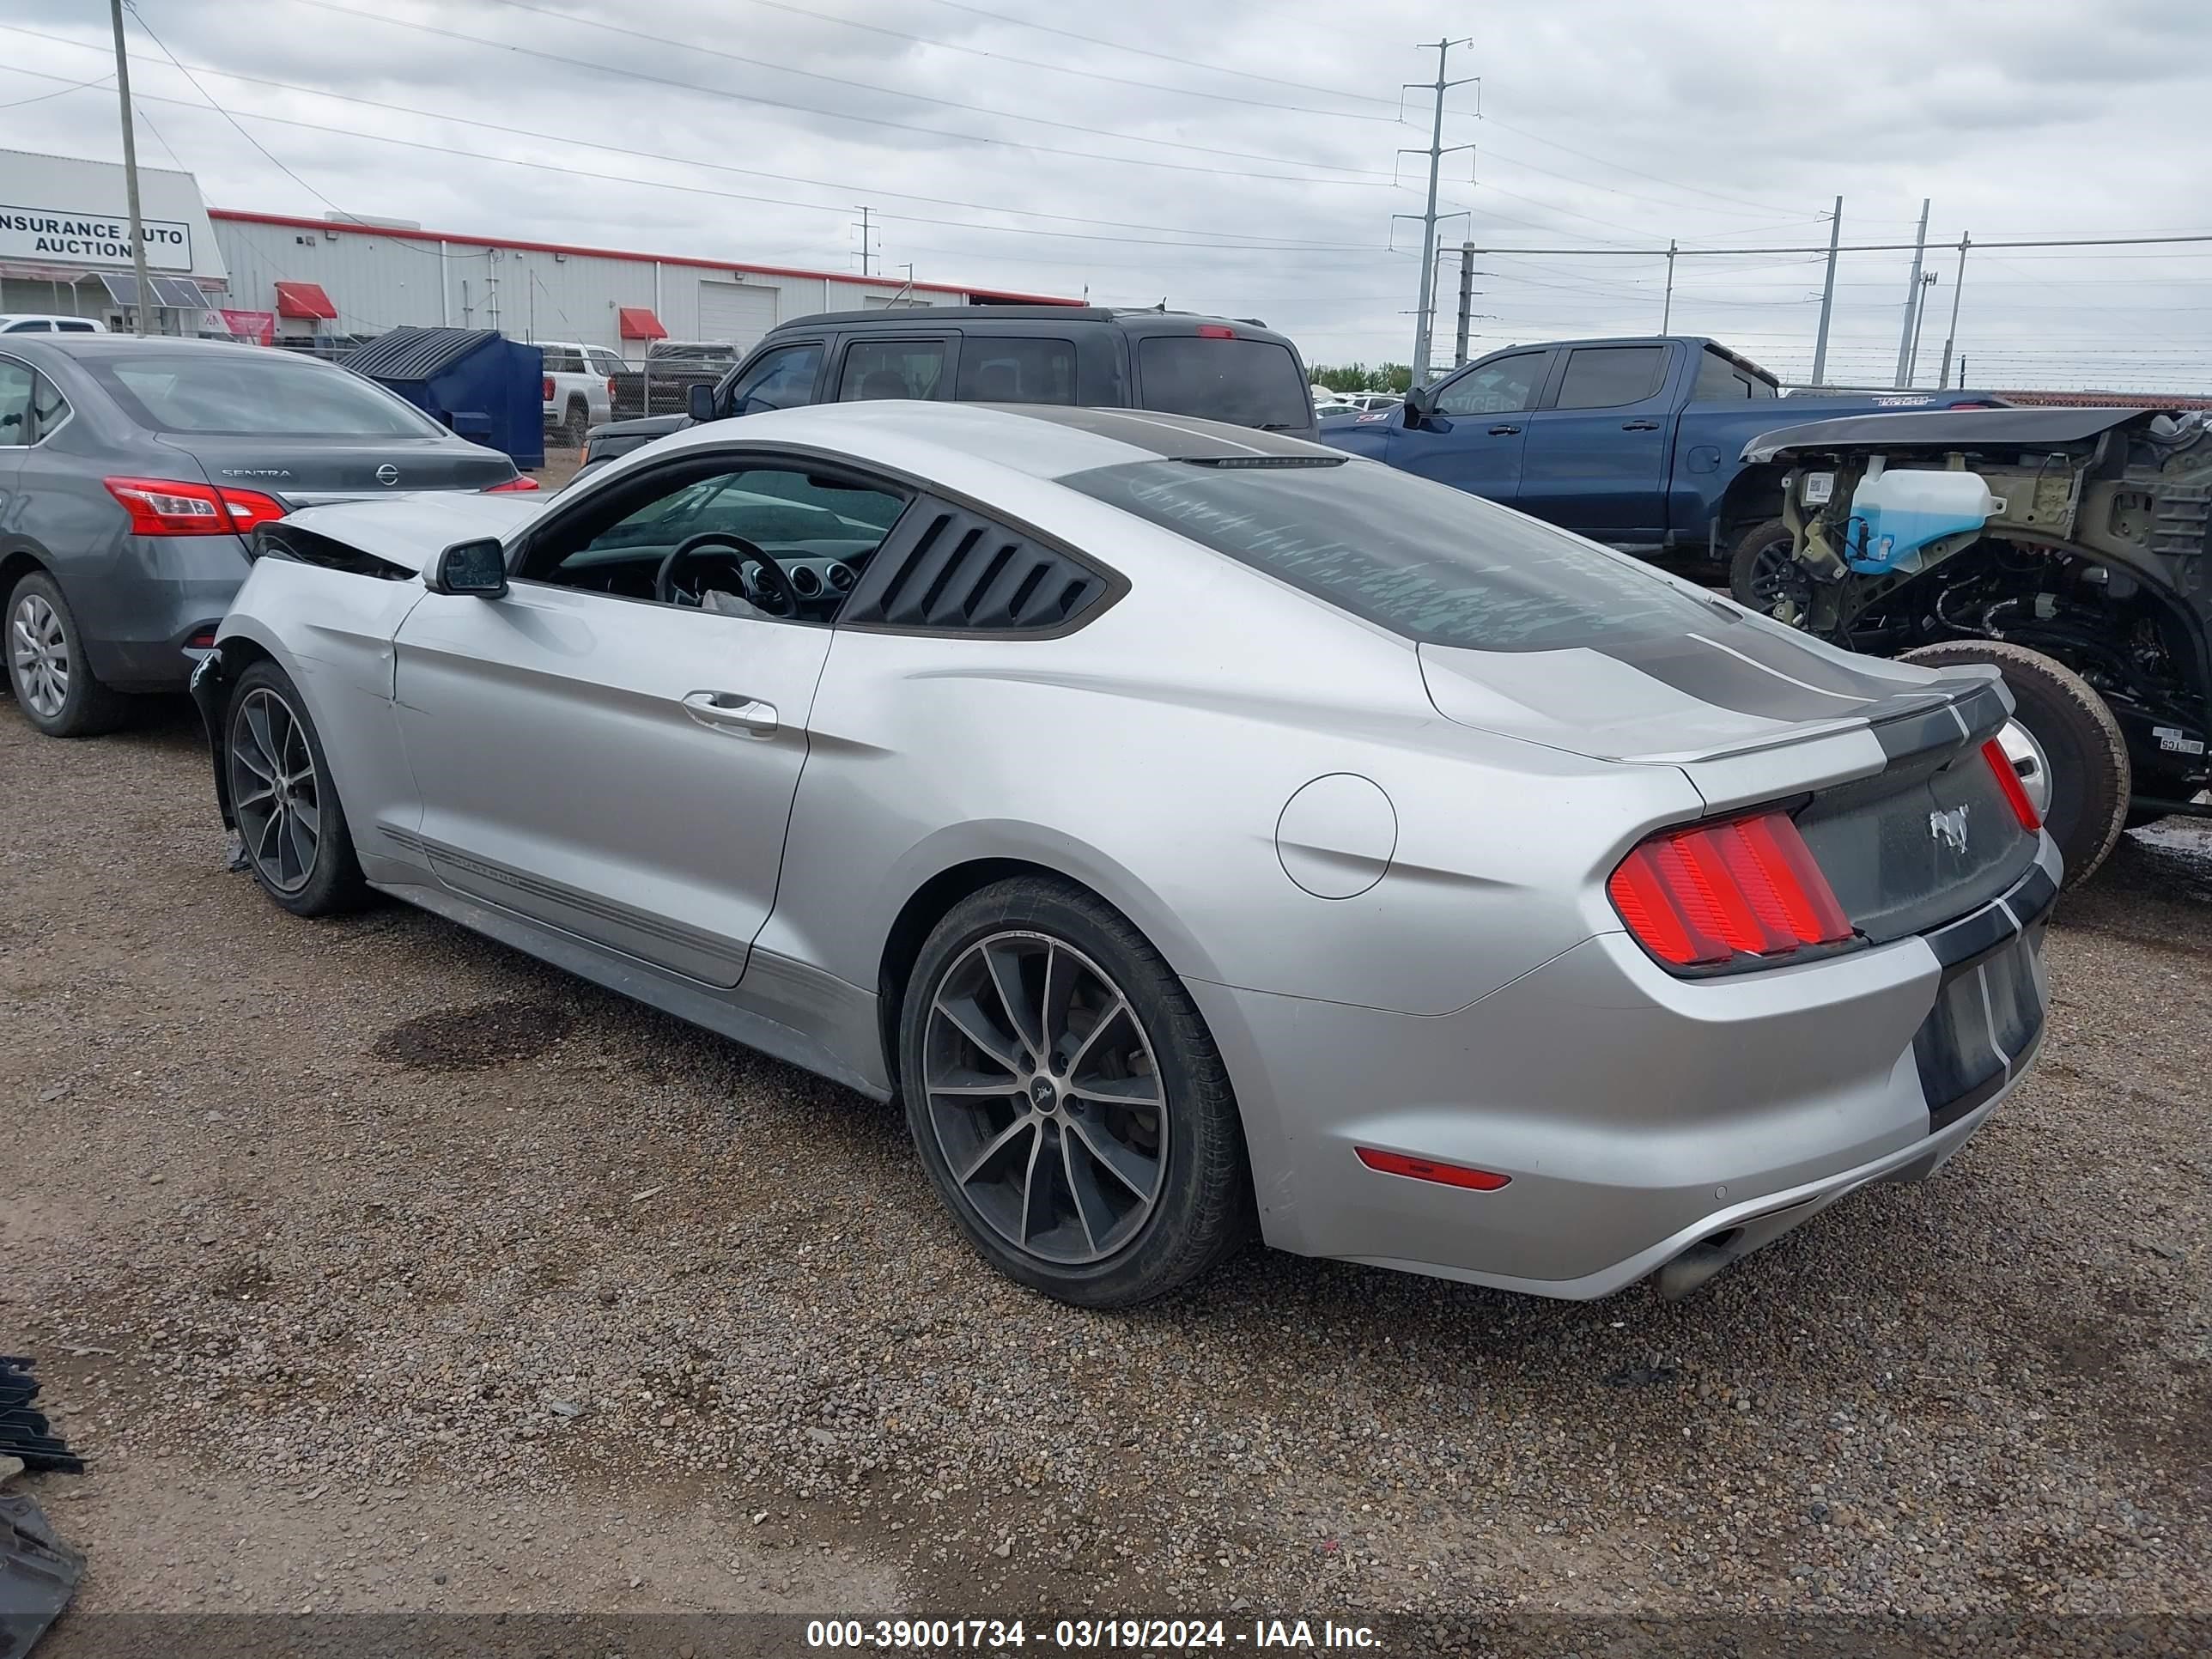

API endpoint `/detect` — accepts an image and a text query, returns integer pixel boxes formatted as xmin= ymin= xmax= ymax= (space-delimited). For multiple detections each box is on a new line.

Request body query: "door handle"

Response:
xmin=1621 ymin=419 xmax=1660 ymax=431
xmin=1488 ymin=423 xmax=1521 ymax=435
xmin=681 ymin=690 xmax=779 ymax=737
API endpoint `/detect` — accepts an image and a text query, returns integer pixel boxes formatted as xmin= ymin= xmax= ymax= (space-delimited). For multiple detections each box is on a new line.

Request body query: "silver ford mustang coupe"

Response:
xmin=190 ymin=401 xmax=2057 ymax=1308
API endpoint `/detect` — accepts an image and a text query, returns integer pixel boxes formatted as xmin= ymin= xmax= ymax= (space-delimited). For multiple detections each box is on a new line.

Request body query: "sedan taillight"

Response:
xmin=105 ymin=477 xmax=287 ymax=537
xmin=1608 ymin=810 xmax=1853 ymax=971
xmin=483 ymin=475 xmax=540 ymax=493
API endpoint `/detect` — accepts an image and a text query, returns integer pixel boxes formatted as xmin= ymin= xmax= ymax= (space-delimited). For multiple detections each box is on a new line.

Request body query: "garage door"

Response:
xmin=695 ymin=280 xmax=778 ymax=351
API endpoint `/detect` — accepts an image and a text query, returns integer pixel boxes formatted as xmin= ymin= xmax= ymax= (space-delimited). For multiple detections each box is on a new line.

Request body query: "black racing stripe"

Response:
xmin=1010 ymin=404 xmax=1324 ymax=459
xmin=2008 ymin=860 xmax=2058 ymax=928
xmin=1595 ymin=632 xmax=1878 ymax=723
xmin=1924 ymin=897 xmax=2017 ymax=969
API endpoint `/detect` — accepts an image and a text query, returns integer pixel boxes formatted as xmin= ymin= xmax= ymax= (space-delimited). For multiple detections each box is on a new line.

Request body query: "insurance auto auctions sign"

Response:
xmin=0 ymin=204 xmax=193 ymax=270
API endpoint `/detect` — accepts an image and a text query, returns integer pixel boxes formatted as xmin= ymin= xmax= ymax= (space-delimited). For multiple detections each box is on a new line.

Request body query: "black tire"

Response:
xmin=226 ymin=659 xmax=372 ymax=917
xmin=4 ymin=570 xmax=130 ymax=738
xmin=1898 ymin=641 xmax=2130 ymax=889
xmin=562 ymin=398 xmax=591 ymax=448
xmin=1727 ymin=517 xmax=1808 ymax=615
xmin=898 ymin=876 xmax=1252 ymax=1308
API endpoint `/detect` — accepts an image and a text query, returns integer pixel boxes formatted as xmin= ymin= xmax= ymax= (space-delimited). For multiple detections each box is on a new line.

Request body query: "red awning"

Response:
xmin=273 ymin=281 xmax=337 ymax=320
xmin=617 ymin=306 xmax=667 ymax=340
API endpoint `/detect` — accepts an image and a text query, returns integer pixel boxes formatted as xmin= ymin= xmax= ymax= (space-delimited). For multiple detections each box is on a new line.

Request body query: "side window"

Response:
xmin=1553 ymin=346 xmax=1666 ymax=410
xmin=955 ymin=337 xmax=1076 ymax=404
xmin=29 ymin=374 xmax=69 ymax=441
xmin=544 ymin=349 xmax=584 ymax=374
xmin=1693 ymin=349 xmax=1750 ymax=401
xmin=9 ymin=321 xmax=52 ymax=333
xmin=728 ymin=342 xmax=822 ymax=414
xmin=55 ymin=319 xmax=97 ymax=333
xmin=587 ymin=349 xmax=625 ymax=377
xmin=1435 ymin=353 xmax=1544 ymax=416
xmin=0 ymin=360 xmax=30 ymax=446
xmin=525 ymin=461 xmax=908 ymax=623
xmin=838 ymin=338 xmax=947 ymax=401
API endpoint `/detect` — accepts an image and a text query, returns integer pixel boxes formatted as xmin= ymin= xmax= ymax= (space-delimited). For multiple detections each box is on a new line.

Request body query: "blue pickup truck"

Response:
xmin=1320 ymin=335 xmax=2001 ymax=580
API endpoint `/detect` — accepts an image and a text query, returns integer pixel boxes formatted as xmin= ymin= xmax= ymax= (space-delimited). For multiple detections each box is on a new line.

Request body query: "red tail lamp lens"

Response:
xmin=1982 ymin=738 xmax=2042 ymax=832
xmin=1194 ymin=324 xmax=1237 ymax=339
xmin=1608 ymin=811 xmax=1852 ymax=969
xmin=483 ymin=475 xmax=540 ymax=493
xmin=104 ymin=477 xmax=287 ymax=537
xmin=1355 ymin=1148 xmax=1510 ymax=1191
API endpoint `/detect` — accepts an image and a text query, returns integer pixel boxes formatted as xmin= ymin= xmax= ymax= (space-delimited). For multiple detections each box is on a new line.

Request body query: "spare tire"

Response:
xmin=1897 ymin=641 xmax=2129 ymax=888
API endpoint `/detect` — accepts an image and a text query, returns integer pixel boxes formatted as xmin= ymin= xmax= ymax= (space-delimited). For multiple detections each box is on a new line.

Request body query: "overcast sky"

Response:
xmin=3 ymin=0 xmax=2208 ymax=389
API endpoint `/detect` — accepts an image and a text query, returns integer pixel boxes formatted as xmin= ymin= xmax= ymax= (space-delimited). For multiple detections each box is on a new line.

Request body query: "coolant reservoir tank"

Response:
xmin=1847 ymin=470 xmax=2004 ymax=574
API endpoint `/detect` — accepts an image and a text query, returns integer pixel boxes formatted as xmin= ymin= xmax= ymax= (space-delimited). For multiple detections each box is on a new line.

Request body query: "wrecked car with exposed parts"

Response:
xmin=1735 ymin=405 xmax=2212 ymax=884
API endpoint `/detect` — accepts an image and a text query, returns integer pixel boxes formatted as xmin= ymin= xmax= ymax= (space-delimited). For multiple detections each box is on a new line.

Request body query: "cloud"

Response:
xmin=2 ymin=0 xmax=2204 ymax=389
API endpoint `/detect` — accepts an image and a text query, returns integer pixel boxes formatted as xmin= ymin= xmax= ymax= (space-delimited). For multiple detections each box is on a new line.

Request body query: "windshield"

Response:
xmin=1060 ymin=458 xmax=1723 ymax=653
xmin=86 ymin=351 xmax=447 ymax=437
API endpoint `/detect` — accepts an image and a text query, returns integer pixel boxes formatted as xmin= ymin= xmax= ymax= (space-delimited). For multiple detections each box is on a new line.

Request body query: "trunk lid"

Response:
xmin=1419 ymin=629 xmax=2040 ymax=941
xmin=159 ymin=432 xmax=518 ymax=506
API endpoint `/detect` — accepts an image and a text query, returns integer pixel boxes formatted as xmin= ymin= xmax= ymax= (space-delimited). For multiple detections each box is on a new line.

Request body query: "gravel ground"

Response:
xmin=2 ymin=691 xmax=2207 ymax=1643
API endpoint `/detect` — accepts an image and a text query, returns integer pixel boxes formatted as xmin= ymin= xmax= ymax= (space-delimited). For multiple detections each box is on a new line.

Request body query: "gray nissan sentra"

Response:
xmin=1 ymin=334 xmax=531 ymax=737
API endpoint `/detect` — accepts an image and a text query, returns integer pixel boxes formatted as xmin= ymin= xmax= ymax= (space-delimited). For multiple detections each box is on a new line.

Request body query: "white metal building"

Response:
xmin=208 ymin=210 xmax=1077 ymax=356
xmin=0 ymin=149 xmax=230 ymax=328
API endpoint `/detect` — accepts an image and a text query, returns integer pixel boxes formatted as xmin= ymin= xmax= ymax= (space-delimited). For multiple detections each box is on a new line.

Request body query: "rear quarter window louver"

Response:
xmin=842 ymin=503 xmax=1112 ymax=633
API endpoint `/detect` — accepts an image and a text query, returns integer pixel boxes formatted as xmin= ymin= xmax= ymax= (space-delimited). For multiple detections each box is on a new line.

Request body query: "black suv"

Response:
xmin=579 ymin=306 xmax=1316 ymax=475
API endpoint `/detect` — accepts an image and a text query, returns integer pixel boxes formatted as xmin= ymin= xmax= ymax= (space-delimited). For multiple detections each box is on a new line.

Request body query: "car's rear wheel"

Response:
xmin=1727 ymin=518 xmax=1809 ymax=616
xmin=1898 ymin=641 xmax=2130 ymax=888
xmin=899 ymin=877 xmax=1251 ymax=1307
xmin=227 ymin=660 xmax=370 ymax=916
xmin=5 ymin=571 xmax=128 ymax=738
xmin=563 ymin=398 xmax=590 ymax=448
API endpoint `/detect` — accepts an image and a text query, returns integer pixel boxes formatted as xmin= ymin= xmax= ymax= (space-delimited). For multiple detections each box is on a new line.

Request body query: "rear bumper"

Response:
xmin=73 ymin=533 xmax=251 ymax=691
xmin=1188 ymin=835 xmax=2058 ymax=1299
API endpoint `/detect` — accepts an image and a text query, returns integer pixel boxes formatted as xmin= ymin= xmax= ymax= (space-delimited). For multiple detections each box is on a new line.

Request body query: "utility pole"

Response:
xmin=108 ymin=0 xmax=153 ymax=336
xmin=1893 ymin=198 xmax=1929 ymax=386
xmin=1661 ymin=239 xmax=1678 ymax=331
xmin=1937 ymin=232 xmax=1971 ymax=389
xmin=1905 ymin=270 xmax=1938 ymax=385
xmin=852 ymin=205 xmax=875 ymax=277
xmin=1395 ymin=38 xmax=1474 ymax=389
xmin=1455 ymin=244 xmax=1475 ymax=366
xmin=1811 ymin=196 xmax=1842 ymax=386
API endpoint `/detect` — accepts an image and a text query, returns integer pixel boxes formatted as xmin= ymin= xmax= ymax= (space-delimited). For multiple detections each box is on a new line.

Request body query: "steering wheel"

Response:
xmin=654 ymin=532 xmax=801 ymax=616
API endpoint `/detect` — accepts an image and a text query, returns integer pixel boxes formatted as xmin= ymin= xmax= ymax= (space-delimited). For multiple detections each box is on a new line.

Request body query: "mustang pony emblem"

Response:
xmin=1929 ymin=804 xmax=1971 ymax=855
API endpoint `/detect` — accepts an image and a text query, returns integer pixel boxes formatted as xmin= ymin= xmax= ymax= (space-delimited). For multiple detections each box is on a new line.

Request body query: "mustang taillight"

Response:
xmin=1983 ymin=738 xmax=2042 ymax=832
xmin=1608 ymin=810 xmax=1853 ymax=970
xmin=104 ymin=477 xmax=288 ymax=537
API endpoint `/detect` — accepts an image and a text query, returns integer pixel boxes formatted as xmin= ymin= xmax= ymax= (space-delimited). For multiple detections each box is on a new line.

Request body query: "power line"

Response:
xmin=283 ymin=0 xmax=1402 ymax=188
xmin=0 ymin=42 xmax=1389 ymax=252
xmin=470 ymin=0 xmax=1401 ymax=177
xmin=912 ymin=0 xmax=1407 ymax=112
xmin=2 ymin=69 xmax=1401 ymax=271
xmin=0 ymin=66 xmax=110 ymax=107
xmin=115 ymin=3 xmax=490 ymax=264
xmin=507 ymin=0 xmax=1412 ymax=125
xmin=1468 ymin=234 xmax=2212 ymax=256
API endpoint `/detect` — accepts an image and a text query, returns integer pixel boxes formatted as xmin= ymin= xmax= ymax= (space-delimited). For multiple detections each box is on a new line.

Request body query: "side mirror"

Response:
xmin=687 ymin=382 xmax=717 ymax=422
xmin=1401 ymin=385 xmax=1434 ymax=427
xmin=429 ymin=538 xmax=507 ymax=598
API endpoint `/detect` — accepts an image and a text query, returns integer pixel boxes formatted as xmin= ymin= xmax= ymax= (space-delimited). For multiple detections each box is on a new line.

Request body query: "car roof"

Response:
xmin=6 ymin=333 xmax=303 ymax=357
xmin=767 ymin=305 xmax=1293 ymax=346
xmin=641 ymin=397 xmax=1334 ymax=484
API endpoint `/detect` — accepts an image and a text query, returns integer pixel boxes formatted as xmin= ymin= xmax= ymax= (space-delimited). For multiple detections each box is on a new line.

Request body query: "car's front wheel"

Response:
xmin=6 ymin=571 xmax=128 ymax=738
xmin=226 ymin=659 xmax=371 ymax=916
xmin=899 ymin=877 xmax=1251 ymax=1307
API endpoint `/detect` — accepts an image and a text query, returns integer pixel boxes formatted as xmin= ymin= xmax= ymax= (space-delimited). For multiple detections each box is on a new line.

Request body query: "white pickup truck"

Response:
xmin=538 ymin=340 xmax=627 ymax=447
